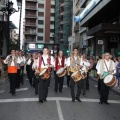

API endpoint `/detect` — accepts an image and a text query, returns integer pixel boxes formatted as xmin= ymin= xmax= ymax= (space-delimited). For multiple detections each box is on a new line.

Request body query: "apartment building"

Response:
xmin=25 ymin=0 xmax=55 ymax=51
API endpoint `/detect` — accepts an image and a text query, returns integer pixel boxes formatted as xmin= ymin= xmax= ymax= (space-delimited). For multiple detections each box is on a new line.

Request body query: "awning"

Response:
xmin=87 ymin=23 xmax=120 ymax=36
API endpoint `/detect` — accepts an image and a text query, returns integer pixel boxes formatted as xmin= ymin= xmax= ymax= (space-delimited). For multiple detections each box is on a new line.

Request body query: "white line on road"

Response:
xmin=0 ymin=97 xmax=120 ymax=104
xmin=16 ymin=88 xmax=29 ymax=92
xmin=56 ymin=100 xmax=64 ymax=120
xmin=63 ymin=85 xmax=67 ymax=88
xmin=0 ymin=90 xmax=5 ymax=93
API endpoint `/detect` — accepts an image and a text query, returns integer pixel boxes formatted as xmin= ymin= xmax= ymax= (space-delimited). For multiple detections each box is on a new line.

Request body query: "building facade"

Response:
xmin=25 ymin=0 xmax=55 ymax=52
xmin=78 ymin=0 xmax=120 ymax=57
xmin=55 ymin=0 xmax=72 ymax=55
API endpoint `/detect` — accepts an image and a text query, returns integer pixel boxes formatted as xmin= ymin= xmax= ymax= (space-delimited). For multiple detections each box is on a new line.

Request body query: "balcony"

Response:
xmin=59 ymin=12 xmax=64 ymax=16
xmin=25 ymin=23 xmax=36 ymax=27
xmin=60 ymin=3 xmax=64 ymax=7
xmin=25 ymin=6 xmax=37 ymax=10
xmin=59 ymin=30 xmax=63 ymax=33
xmin=25 ymin=0 xmax=37 ymax=2
xmin=25 ymin=31 xmax=36 ymax=35
xmin=25 ymin=14 xmax=37 ymax=19
xmin=25 ymin=39 xmax=36 ymax=42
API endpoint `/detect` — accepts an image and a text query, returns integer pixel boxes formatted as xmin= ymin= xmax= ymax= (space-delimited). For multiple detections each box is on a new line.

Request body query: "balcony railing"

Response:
xmin=25 ymin=6 xmax=37 ymax=10
xmin=25 ymin=0 xmax=37 ymax=2
xmin=25 ymin=23 xmax=36 ymax=27
xmin=25 ymin=39 xmax=36 ymax=42
xmin=25 ymin=31 xmax=36 ymax=35
xmin=25 ymin=14 xmax=37 ymax=18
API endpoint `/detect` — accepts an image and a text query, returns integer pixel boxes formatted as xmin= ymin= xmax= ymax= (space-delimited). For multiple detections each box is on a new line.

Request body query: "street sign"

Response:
xmin=98 ymin=40 xmax=103 ymax=44
xmin=29 ymin=44 xmax=35 ymax=48
xmin=38 ymin=44 xmax=44 ymax=49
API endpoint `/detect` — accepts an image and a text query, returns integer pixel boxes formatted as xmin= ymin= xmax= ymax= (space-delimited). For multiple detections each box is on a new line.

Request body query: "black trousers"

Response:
xmin=66 ymin=75 xmax=70 ymax=87
xmin=86 ymin=72 xmax=89 ymax=90
xmin=20 ymin=66 xmax=24 ymax=85
xmin=8 ymin=73 xmax=17 ymax=94
xmin=100 ymin=80 xmax=110 ymax=102
xmin=98 ymin=78 xmax=101 ymax=92
xmin=54 ymin=72 xmax=64 ymax=92
xmin=39 ymin=77 xmax=50 ymax=101
xmin=16 ymin=69 xmax=20 ymax=88
xmin=70 ymin=77 xmax=82 ymax=100
xmin=81 ymin=77 xmax=87 ymax=95
xmin=34 ymin=75 xmax=39 ymax=94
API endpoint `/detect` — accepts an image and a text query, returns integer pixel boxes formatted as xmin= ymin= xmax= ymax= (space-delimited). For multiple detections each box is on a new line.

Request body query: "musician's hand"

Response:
xmin=98 ymin=74 xmax=102 ymax=79
xmin=109 ymin=70 xmax=114 ymax=74
xmin=68 ymin=72 xmax=70 ymax=76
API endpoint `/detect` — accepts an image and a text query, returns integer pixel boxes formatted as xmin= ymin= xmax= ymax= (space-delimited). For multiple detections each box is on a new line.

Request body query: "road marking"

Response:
xmin=16 ymin=88 xmax=28 ymax=92
xmin=0 ymin=97 xmax=120 ymax=104
xmin=0 ymin=90 xmax=5 ymax=93
xmin=26 ymin=79 xmax=29 ymax=81
xmin=56 ymin=100 xmax=64 ymax=120
xmin=63 ymin=85 xmax=67 ymax=88
xmin=94 ymin=85 xmax=98 ymax=88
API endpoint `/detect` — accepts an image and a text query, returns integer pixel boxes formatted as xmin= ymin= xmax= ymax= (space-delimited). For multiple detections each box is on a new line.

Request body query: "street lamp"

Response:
xmin=0 ymin=0 xmax=20 ymax=54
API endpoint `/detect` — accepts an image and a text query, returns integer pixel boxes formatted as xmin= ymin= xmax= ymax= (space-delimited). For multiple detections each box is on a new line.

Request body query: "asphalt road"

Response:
xmin=0 ymin=73 xmax=120 ymax=120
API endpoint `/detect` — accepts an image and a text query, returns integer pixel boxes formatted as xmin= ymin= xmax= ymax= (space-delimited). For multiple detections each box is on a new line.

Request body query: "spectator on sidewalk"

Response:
xmin=116 ymin=57 xmax=120 ymax=89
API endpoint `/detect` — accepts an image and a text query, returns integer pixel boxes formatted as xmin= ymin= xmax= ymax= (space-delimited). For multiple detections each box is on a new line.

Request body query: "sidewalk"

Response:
xmin=0 ymin=71 xmax=8 ymax=85
xmin=89 ymin=76 xmax=120 ymax=95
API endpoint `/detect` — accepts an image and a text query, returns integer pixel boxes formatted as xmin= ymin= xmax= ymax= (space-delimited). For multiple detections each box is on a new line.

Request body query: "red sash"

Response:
xmin=55 ymin=57 xmax=65 ymax=71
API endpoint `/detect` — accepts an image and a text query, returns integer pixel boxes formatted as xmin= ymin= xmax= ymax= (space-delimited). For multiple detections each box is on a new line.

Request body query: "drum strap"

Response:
xmin=104 ymin=60 xmax=109 ymax=71
xmin=42 ymin=57 xmax=45 ymax=66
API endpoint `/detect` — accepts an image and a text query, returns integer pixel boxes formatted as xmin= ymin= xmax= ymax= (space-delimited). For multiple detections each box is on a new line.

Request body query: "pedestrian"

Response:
xmin=97 ymin=52 xmax=116 ymax=105
xmin=54 ymin=50 xmax=66 ymax=93
xmin=116 ymin=57 xmax=120 ymax=89
xmin=37 ymin=47 xmax=54 ymax=103
xmin=0 ymin=55 xmax=3 ymax=77
xmin=4 ymin=50 xmax=21 ymax=96
xmin=66 ymin=47 xmax=82 ymax=102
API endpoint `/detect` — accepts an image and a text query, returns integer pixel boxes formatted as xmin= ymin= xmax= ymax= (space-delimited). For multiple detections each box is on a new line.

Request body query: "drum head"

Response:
xmin=56 ymin=68 xmax=64 ymax=74
xmin=104 ymin=74 xmax=113 ymax=83
xmin=39 ymin=69 xmax=47 ymax=76
xmin=71 ymin=71 xmax=78 ymax=76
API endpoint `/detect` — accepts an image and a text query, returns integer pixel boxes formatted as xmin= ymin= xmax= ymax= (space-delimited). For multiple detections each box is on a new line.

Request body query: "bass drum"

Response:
xmin=71 ymin=71 xmax=82 ymax=82
xmin=104 ymin=74 xmax=117 ymax=87
xmin=39 ymin=69 xmax=50 ymax=80
xmin=56 ymin=67 xmax=66 ymax=77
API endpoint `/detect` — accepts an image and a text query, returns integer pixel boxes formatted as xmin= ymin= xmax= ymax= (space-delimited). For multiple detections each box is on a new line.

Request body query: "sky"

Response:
xmin=10 ymin=0 xmax=25 ymax=49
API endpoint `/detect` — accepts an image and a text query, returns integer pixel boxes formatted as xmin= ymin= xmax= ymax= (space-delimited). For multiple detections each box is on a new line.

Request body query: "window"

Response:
xmin=50 ymin=21 xmax=54 ymax=24
xmin=37 ymin=36 xmax=43 ymax=41
xmin=50 ymin=29 xmax=54 ymax=33
xmin=38 ymin=20 xmax=44 ymax=24
xmin=50 ymin=37 xmax=53 ymax=40
xmin=51 ymin=5 xmax=55 ymax=8
xmin=38 ymin=12 xmax=44 ymax=16
xmin=38 ymin=4 xmax=44 ymax=8
xmin=38 ymin=28 xmax=43 ymax=33
xmin=51 ymin=13 xmax=55 ymax=17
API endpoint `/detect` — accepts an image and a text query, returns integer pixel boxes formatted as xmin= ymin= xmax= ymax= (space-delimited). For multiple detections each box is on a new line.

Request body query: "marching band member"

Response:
xmin=32 ymin=52 xmax=41 ymax=95
xmin=4 ymin=50 xmax=21 ymax=95
xmin=80 ymin=55 xmax=90 ymax=95
xmin=15 ymin=50 xmax=22 ymax=88
xmin=96 ymin=54 xmax=105 ymax=93
xmin=54 ymin=50 xmax=66 ymax=93
xmin=97 ymin=52 xmax=116 ymax=105
xmin=19 ymin=50 xmax=26 ymax=85
xmin=67 ymin=47 xmax=82 ymax=102
xmin=35 ymin=47 xmax=54 ymax=103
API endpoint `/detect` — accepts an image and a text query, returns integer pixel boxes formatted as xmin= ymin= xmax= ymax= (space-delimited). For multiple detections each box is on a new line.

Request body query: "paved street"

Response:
xmin=0 ymin=74 xmax=120 ymax=120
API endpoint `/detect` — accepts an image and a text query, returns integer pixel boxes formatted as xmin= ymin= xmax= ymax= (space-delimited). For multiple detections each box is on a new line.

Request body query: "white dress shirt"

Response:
xmin=80 ymin=59 xmax=90 ymax=72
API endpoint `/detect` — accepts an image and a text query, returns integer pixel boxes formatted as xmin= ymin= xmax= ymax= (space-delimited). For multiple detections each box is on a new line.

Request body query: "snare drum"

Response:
xmin=56 ymin=67 xmax=66 ymax=77
xmin=39 ymin=69 xmax=50 ymax=80
xmin=104 ymin=74 xmax=117 ymax=87
xmin=71 ymin=71 xmax=82 ymax=82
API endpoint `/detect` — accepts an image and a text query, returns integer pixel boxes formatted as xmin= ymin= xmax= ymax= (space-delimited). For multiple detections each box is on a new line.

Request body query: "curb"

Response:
xmin=89 ymin=76 xmax=120 ymax=96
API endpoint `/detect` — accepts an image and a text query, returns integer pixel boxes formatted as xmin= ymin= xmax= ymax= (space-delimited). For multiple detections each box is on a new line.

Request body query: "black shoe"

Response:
xmin=76 ymin=98 xmax=82 ymax=102
xmin=43 ymin=99 xmax=47 ymax=102
xmin=9 ymin=91 xmax=12 ymax=93
xmin=59 ymin=90 xmax=62 ymax=93
xmin=99 ymin=101 xmax=103 ymax=104
xmin=72 ymin=99 xmax=75 ymax=102
xmin=39 ymin=100 xmax=43 ymax=103
xmin=104 ymin=101 xmax=110 ymax=105
xmin=12 ymin=93 xmax=16 ymax=96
